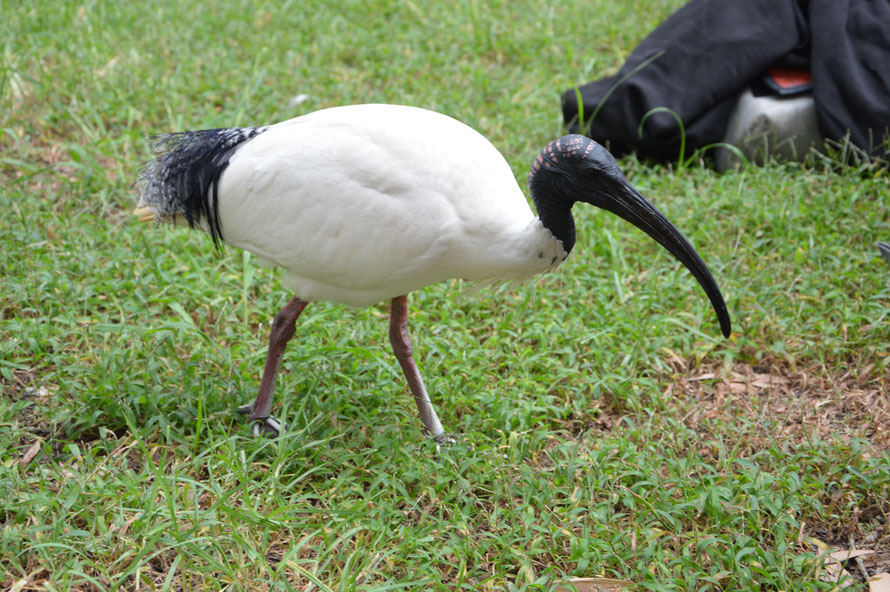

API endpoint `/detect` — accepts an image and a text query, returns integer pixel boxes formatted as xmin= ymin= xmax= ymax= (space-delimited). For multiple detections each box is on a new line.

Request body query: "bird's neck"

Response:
xmin=531 ymin=190 xmax=576 ymax=255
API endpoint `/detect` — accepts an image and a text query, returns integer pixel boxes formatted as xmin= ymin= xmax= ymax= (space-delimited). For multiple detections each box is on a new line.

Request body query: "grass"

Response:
xmin=2 ymin=0 xmax=889 ymax=590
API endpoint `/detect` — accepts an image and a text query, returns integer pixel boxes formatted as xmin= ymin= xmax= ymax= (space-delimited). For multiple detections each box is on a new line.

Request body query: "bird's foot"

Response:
xmin=250 ymin=416 xmax=282 ymax=438
xmin=236 ymin=404 xmax=282 ymax=438
xmin=430 ymin=432 xmax=470 ymax=454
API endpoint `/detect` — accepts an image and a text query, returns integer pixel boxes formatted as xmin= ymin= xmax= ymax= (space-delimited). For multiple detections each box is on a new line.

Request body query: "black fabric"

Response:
xmin=809 ymin=1 xmax=890 ymax=153
xmin=562 ymin=0 xmax=890 ymax=162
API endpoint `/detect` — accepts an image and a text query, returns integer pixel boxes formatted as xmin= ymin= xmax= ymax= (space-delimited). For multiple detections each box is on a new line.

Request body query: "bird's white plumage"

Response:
xmin=213 ymin=104 xmax=565 ymax=306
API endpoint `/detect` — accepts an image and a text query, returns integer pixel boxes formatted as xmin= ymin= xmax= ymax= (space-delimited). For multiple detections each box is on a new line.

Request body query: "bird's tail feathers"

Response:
xmin=134 ymin=126 xmax=269 ymax=244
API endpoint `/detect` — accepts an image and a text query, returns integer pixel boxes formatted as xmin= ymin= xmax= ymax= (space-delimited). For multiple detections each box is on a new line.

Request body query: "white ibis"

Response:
xmin=134 ymin=104 xmax=731 ymax=441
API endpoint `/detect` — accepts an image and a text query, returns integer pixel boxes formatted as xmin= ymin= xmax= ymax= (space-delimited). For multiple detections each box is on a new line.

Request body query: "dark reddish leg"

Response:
xmin=389 ymin=295 xmax=447 ymax=441
xmin=237 ymin=296 xmax=307 ymax=437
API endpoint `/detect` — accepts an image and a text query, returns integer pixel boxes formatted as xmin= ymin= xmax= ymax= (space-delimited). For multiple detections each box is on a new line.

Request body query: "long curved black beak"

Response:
xmin=599 ymin=177 xmax=732 ymax=338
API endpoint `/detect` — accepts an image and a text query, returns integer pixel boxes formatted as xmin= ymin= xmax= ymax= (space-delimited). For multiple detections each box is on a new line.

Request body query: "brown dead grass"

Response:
xmin=2 ymin=369 xmax=54 ymax=440
xmin=664 ymin=358 xmax=890 ymax=452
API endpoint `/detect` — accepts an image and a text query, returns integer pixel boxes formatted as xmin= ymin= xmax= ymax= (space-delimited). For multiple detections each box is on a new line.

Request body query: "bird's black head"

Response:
xmin=529 ymin=135 xmax=631 ymax=213
xmin=528 ymin=134 xmax=732 ymax=338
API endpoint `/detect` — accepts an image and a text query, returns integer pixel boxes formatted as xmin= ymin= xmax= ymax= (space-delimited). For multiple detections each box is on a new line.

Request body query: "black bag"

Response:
xmin=562 ymin=0 xmax=890 ymax=163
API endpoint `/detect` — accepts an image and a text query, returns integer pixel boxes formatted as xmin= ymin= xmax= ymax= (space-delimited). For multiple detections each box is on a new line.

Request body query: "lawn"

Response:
xmin=1 ymin=1 xmax=888 ymax=590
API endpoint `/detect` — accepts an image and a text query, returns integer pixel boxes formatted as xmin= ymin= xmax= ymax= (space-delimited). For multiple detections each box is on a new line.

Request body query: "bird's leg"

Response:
xmin=237 ymin=296 xmax=307 ymax=437
xmin=388 ymin=295 xmax=448 ymax=443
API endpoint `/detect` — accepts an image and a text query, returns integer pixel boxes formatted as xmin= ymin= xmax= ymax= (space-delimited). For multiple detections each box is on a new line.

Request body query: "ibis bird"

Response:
xmin=134 ymin=104 xmax=731 ymax=441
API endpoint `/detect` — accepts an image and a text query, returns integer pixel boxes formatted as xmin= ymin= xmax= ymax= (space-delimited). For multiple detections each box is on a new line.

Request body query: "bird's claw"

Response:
xmin=236 ymin=404 xmax=281 ymax=438
xmin=431 ymin=433 xmax=469 ymax=454
xmin=251 ymin=416 xmax=282 ymax=438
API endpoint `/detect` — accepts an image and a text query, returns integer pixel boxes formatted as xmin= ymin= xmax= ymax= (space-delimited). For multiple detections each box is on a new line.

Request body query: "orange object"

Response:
xmin=767 ymin=67 xmax=812 ymax=90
